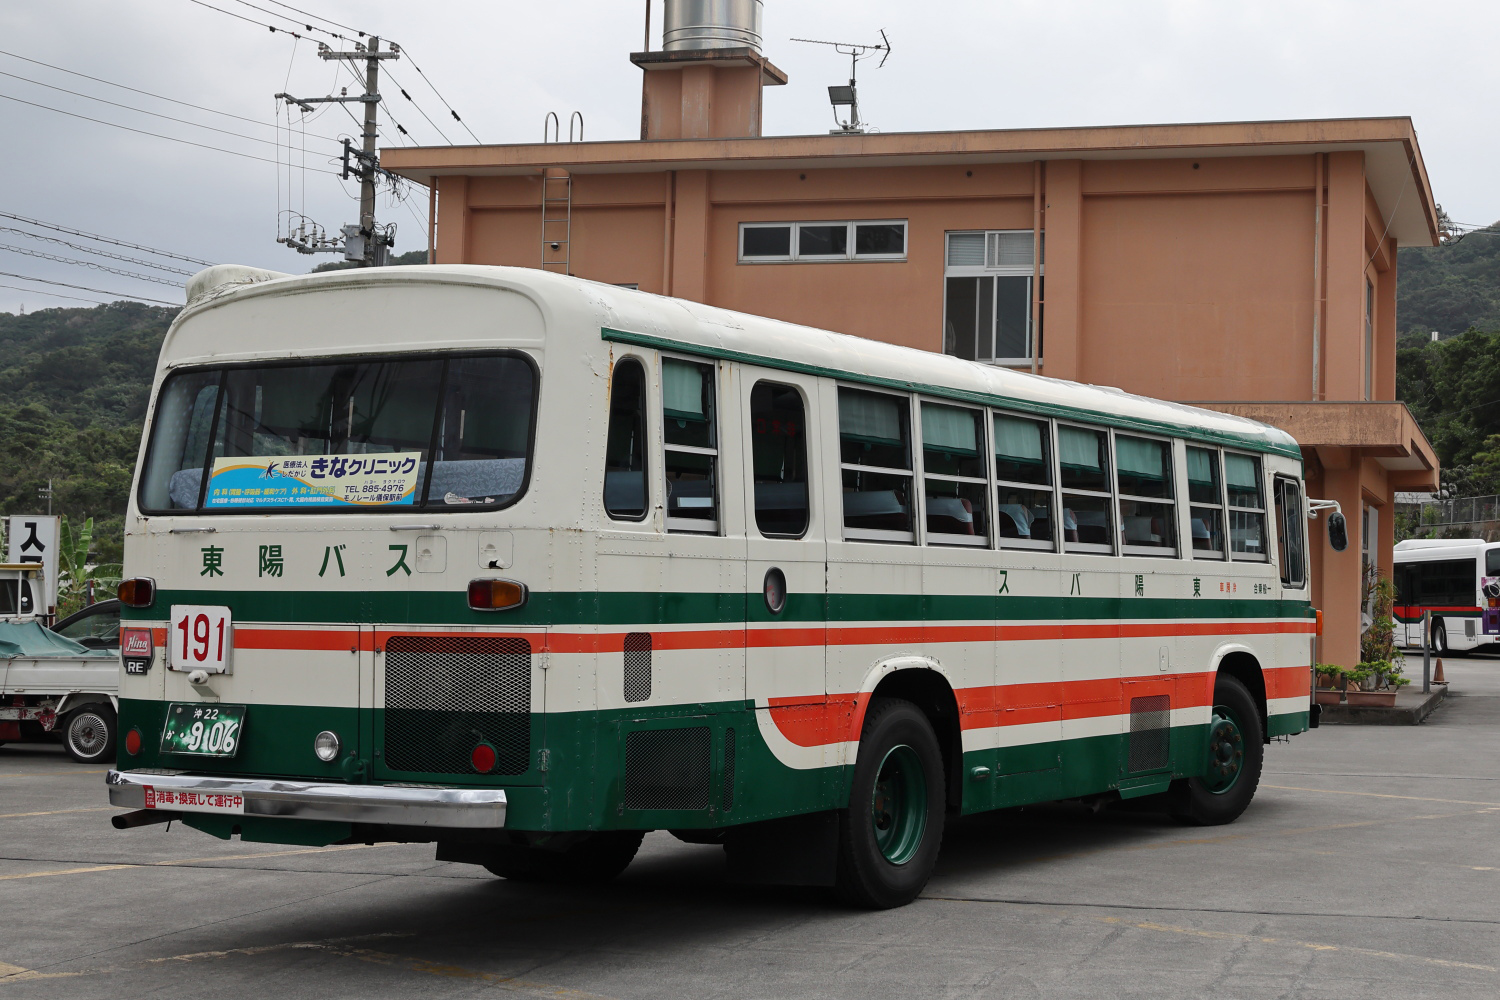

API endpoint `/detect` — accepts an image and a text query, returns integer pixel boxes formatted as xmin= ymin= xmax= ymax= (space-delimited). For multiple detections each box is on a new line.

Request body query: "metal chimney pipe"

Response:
xmin=662 ymin=0 xmax=763 ymax=52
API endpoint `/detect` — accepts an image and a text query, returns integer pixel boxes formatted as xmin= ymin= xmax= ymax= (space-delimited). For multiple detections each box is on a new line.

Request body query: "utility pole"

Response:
xmin=276 ymin=37 xmax=400 ymax=266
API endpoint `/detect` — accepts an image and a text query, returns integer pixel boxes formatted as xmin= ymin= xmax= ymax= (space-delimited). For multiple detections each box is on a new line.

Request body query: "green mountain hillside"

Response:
xmin=1397 ymin=226 xmax=1500 ymax=338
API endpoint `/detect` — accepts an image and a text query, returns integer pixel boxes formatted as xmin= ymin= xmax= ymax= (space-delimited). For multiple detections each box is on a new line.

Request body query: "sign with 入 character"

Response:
xmin=202 ymin=453 xmax=422 ymax=509
xmin=4 ymin=514 xmax=60 ymax=615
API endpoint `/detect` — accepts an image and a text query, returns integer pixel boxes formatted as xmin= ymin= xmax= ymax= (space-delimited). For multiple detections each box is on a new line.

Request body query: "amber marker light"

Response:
xmin=468 ymin=578 xmax=528 ymax=611
xmin=117 ymin=577 xmax=156 ymax=608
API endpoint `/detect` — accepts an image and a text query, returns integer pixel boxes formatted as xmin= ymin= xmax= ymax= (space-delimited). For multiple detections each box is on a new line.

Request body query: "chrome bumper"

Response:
xmin=106 ymin=770 xmax=506 ymax=828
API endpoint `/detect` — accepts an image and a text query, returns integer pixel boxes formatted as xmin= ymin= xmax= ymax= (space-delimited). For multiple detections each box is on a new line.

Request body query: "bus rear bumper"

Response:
xmin=106 ymin=770 xmax=507 ymax=829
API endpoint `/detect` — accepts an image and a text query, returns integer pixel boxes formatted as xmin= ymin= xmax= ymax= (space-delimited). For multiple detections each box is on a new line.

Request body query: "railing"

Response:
xmin=1397 ymin=495 xmax=1500 ymax=527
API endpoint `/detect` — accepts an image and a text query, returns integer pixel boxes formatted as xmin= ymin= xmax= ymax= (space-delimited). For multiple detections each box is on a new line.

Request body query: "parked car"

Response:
xmin=0 ymin=600 xmax=120 ymax=763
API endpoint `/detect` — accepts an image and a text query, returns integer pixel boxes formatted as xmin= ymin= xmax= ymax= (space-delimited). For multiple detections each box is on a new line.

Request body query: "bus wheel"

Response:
xmin=1430 ymin=621 xmax=1448 ymax=657
xmin=482 ymin=831 xmax=644 ymax=884
xmin=835 ymin=698 xmax=946 ymax=909
xmin=1169 ymin=675 xmax=1263 ymax=826
xmin=63 ymin=706 xmax=116 ymax=764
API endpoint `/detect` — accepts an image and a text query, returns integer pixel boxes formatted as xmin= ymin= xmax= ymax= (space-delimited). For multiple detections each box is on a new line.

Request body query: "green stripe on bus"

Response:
xmin=126 ymin=589 xmax=1313 ymax=625
xmin=601 ymin=327 xmax=1303 ymax=460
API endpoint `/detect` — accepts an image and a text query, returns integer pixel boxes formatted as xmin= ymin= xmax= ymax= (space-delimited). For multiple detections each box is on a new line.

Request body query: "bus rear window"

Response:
xmin=138 ymin=353 xmax=535 ymax=513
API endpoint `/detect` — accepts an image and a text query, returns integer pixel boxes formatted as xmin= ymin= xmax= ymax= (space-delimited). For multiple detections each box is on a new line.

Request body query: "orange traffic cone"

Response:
xmin=1433 ymin=658 xmax=1446 ymax=685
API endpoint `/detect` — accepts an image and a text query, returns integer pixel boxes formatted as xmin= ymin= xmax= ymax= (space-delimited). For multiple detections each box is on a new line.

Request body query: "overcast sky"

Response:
xmin=1 ymin=0 xmax=1496 ymax=315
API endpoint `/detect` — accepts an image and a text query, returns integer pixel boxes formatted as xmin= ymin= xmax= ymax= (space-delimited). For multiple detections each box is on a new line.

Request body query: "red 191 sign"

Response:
xmin=168 ymin=605 xmax=233 ymax=673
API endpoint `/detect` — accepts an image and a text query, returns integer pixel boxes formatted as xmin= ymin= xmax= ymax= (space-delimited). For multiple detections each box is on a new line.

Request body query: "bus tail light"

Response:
xmin=118 ymin=578 xmax=156 ymax=608
xmin=1315 ymin=610 xmax=1323 ymax=637
xmin=468 ymin=579 xmax=527 ymax=611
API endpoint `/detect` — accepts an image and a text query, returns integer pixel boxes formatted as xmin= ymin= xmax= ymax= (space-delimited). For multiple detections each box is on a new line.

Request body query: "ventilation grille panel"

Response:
xmin=383 ymin=635 xmax=531 ymax=776
xmin=624 ymin=632 xmax=652 ymax=703
xmin=723 ymin=727 xmax=736 ymax=812
xmin=625 ymin=726 xmax=711 ymax=811
xmin=1128 ymin=694 xmax=1170 ymax=773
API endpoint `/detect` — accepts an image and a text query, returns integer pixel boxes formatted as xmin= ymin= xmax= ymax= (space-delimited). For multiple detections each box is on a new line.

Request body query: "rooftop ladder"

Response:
xmin=541 ymin=168 xmax=571 ymax=274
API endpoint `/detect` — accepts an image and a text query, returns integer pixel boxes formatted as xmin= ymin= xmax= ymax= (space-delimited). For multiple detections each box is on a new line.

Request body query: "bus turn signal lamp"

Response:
xmin=117 ymin=577 xmax=156 ymax=608
xmin=468 ymin=579 xmax=527 ymax=611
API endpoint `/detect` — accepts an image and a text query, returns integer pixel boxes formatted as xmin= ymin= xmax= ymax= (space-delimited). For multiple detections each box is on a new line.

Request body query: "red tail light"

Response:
xmin=467 ymin=579 xmax=527 ymax=611
xmin=124 ymin=728 xmax=142 ymax=756
xmin=117 ymin=578 xmax=156 ymax=609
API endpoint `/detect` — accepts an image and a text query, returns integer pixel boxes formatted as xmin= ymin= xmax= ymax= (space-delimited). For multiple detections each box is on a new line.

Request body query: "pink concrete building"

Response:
xmin=384 ymin=11 xmax=1441 ymax=669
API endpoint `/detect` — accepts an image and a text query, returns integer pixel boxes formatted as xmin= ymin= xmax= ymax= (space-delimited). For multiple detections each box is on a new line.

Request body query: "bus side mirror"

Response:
xmin=1326 ymin=511 xmax=1349 ymax=552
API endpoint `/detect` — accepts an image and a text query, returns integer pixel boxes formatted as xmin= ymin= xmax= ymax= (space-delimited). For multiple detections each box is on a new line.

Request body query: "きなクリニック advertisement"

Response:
xmin=203 ymin=453 xmax=422 ymax=508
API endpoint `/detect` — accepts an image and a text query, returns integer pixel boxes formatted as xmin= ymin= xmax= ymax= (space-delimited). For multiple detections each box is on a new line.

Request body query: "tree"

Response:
xmin=57 ymin=515 xmax=122 ymax=618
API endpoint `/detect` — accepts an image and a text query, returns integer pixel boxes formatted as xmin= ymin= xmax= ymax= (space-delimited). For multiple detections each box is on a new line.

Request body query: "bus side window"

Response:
xmin=1274 ymin=477 xmax=1306 ymax=588
xmin=662 ymin=358 xmax=719 ymax=532
xmin=750 ymin=381 xmax=810 ymax=537
xmin=1226 ymin=453 xmax=1269 ymax=562
xmin=838 ymin=388 xmax=915 ymax=542
xmin=604 ymin=357 xmax=649 ymax=520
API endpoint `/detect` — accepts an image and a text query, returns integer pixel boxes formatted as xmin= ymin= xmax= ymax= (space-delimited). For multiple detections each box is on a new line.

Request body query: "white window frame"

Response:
xmin=992 ymin=409 xmax=1056 ymax=552
xmin=917 ymin=399 xmax=990 ymax=548
xmin=838 ymin=385 xmax=917 ymax=544
xmin=738 ymin=220 xmax=908 ymax=263
xmin=661 ymin=354 xmax=721 ymax=536
xmin=1186 ymin=444 xmax=1228 ymax=562
xmin=1112 ymin=430 xmax=1179 ymax=559
xmin=943 ymin=230 xmax=1042 ymax=368
xmin=1056 ymin=420 xmax=1114 ymax=557
xmin=1226 ymin=450 xmax=1270 ymax=563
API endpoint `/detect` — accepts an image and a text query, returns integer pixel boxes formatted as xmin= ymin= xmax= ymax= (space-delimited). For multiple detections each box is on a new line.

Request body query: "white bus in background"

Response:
xmin=1393 ymin=538 xmax=1500 ymax=655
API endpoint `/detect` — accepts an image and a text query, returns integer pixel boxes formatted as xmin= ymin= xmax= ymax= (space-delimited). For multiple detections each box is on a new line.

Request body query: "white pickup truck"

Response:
xmin=0 ymin=599 xmax=121 ymax=763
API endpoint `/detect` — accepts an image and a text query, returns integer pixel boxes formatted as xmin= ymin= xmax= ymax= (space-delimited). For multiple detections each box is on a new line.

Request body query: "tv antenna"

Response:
xmin=791 ymin=30 xmax=891 ymax=134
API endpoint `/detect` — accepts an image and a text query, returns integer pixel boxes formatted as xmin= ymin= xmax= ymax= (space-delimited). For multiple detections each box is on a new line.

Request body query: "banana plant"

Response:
xmin=57 ymin=515 xmax=123 ymax=618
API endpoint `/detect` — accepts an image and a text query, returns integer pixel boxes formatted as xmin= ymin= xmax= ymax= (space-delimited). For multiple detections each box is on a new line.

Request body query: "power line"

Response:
xmin=0 ymin=281 xmax=117 ymax=306
xmin=264 ymin=0 xmax=362 ymax=35
xmin=0 ymin=270 xmax=180 ymax=306
xmin=0 ymin=227 xmax=196 ymax=275
xmin=0 ymin=90 xmax=341 ymax=175
xmin=0 ymin=211 xmax=216 ymax=267
xmin=0 ymin=244 xmax=186 ymax=287
xmin=384 ymin=66 xmax=451 ymax=144
xmin=0 ymin=67 xmax=341 ymax=152
xmin=0 ymin=47 xmax=296 ymax=133
xmin=191 ymin=0 xmax=482 ymax=144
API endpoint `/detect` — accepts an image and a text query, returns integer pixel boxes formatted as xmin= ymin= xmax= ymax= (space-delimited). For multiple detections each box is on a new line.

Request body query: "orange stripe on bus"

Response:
xmin=768 ymin=664 xmax=1312 ymax=748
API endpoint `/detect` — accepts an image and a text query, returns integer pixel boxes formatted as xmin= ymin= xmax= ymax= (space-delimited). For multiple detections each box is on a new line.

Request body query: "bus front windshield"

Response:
xmin=139 ymin=353 xmax=535 ymax=513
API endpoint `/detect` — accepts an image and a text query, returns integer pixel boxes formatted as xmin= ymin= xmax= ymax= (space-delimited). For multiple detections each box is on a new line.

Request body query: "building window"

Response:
xmin=739 ymin=221 xmax=907 ymax=263
xmin=943 ymin=230 xmax=1042 ymax=367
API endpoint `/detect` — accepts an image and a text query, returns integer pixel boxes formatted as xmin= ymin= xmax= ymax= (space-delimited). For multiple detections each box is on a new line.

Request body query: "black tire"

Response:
xmin=482 ymin=831 xmax=644 ymax=884
xmin=1431 ymin=620 xmax=1448 ymax=657
xmin=63 ymin=705 xmax=116 ymax=764
xmin=835 ymin=697 xmax=946 ymax=909
xmin=1169 ymin=674 xmax=1263 ymax=826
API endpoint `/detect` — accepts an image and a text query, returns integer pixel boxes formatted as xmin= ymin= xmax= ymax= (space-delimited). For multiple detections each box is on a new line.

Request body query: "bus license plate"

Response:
xmin=160 ymin=703 xmax=245 ymax=758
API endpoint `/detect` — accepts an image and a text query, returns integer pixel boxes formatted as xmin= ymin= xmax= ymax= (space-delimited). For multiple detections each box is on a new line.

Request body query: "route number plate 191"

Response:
xmin=168 ymin=605 xmax=233 ymax=673
xmin=160 ymin=702 xmax=246 ymax=758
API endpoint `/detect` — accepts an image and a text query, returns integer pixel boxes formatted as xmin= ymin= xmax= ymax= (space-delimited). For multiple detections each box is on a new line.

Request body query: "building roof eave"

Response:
xmin=383 ymin=116 xmax=1439 ymax=247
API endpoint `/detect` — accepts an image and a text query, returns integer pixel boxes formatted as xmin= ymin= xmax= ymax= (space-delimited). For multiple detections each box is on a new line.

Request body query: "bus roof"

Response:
xmin=174 ymin=263 xmax=1302 ymax=459
xmin=1395 ymin=538 xmax=1497 ymax=558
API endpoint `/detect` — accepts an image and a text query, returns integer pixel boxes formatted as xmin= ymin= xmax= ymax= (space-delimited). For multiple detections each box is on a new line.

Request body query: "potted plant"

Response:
xmin=1346 ymin=659 xmax=1398 ymax=707
xmin=1347 ymin=573 xmax=1402 ymax=708
xmin=1314 ymin=664 xmax=1344 ymax=705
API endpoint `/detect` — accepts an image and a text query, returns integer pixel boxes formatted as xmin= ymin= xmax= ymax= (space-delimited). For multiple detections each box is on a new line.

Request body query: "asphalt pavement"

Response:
xmin=2 ymin=661 xmax=1498 ymax=999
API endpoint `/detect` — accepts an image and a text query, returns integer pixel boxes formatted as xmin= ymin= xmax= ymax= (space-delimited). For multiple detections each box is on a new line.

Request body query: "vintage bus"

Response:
xmin=106 ymin=264 xmax=1319 ymax=908
xmin=1393 ymin=538 xmax=1500 ymax=655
